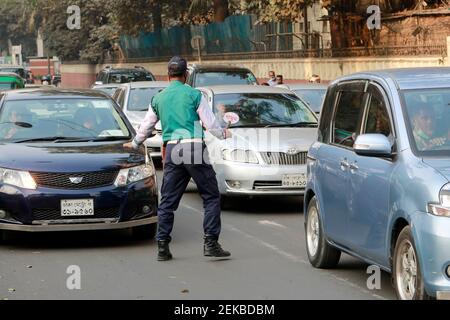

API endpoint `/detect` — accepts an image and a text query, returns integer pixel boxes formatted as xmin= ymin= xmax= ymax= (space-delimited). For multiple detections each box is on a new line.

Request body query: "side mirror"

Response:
xmin=95 ymin=81 xmax=103 ymax=85
xmin=354 ymin=134 xmax=392 ymax=158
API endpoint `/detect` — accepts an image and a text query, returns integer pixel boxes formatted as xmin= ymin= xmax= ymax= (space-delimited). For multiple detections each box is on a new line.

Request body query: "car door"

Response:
xmin=346 ymin=83 xmax=396 ymax=266
xmin=317 ymin=81 xmax=367 ymax=246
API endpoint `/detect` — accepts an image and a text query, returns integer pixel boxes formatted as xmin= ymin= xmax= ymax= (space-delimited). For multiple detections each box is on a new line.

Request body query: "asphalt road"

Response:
xmin=0 ymin=168 xmax=397 ymax=300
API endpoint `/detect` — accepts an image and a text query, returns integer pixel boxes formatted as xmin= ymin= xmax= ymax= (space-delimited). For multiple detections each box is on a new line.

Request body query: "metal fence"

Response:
xmin=116 ymin=15 xmax=447 ymax=63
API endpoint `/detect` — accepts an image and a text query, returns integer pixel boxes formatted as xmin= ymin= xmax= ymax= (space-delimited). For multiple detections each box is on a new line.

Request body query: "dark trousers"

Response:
xmin=157 ymin=142 xmax=221 ymax=242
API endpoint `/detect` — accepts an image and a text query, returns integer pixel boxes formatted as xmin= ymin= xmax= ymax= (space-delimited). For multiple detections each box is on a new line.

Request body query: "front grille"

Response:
xmin=33 ymin=207 xmax=119 ymax=221
xmin=254 ymin=181 xmax=282 ymax=189
xmin=260 ymin=152 xmax=308 ymax=165
xmin=148 ymin=147 xmax=161 ymax=153
xmin=31 ymin=171 xmax=119 ymax=190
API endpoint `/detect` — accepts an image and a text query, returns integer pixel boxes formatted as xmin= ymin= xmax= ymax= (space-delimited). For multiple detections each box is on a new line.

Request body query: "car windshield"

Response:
xmin=403 ymin=88 xmax=450 ymax=156
xmin=96 ymin=87 xmax=118 ymax=96
xmin=109 ymin=71 xmax=154 ymax=84
xmin=213 ymin=93 xmax=317 ymax=128
xmin=293 ymin=89 xmax=326 ymax=113
xmin=128 ymin=87 xmax=165 ymax=112
xmin=0 ymin=82 xmax=17 ymax=90
xmin=0 ymin=98 xmax=131 ymax=142
xmin=195 ymin=71 xmax=257 ymax=87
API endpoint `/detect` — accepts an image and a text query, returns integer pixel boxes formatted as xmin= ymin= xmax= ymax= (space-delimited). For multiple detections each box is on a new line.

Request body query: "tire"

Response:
xmin=0 ymin=229 xmax=4 ymax=244
xmin=393 ymin=226 xmax=431 ymax=300
xmin=305 ymin=197 xmax=341 ymax=269
xmin=131 ymin=223 xmax=157 ymax=240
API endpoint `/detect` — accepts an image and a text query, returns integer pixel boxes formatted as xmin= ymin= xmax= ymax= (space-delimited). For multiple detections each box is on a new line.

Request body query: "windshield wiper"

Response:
xmin=90 ymin=136 xmax=130 ymax=142
xmin=0 ymin=121 xmax=33 ymax=128
xmin=265 ymin=122 xmax=318 ymax=128
xmin=15 ymin=137 xmax=91 ymax=143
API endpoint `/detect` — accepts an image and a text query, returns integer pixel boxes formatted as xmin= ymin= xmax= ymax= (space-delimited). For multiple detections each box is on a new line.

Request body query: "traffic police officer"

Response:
xmin=124 ymin=56 xmax=231 ymax=261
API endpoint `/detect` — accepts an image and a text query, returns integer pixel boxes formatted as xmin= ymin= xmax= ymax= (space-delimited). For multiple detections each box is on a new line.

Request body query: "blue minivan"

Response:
xmin=0 ymin=89 xmax=158 ymax=240
xmin=305 ymin=68 xmax=450 ymax=300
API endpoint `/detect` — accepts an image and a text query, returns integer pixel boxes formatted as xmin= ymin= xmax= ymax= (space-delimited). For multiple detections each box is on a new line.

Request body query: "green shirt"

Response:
xmin=151 ymin=81 xmax=204 ymax=143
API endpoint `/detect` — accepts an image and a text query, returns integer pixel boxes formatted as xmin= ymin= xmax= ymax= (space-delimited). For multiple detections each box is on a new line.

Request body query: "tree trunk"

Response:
xmin=153 ymin=2 xmax=162 ymax=32
xmin=213 ymin=0 xmax=229 ymax=23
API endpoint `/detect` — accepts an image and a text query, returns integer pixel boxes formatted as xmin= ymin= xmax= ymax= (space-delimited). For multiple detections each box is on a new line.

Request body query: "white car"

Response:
xmin=199 ymin=85 xmax=318 ymax=208
xmin=113 ymin=81 xmax=168 ymax=158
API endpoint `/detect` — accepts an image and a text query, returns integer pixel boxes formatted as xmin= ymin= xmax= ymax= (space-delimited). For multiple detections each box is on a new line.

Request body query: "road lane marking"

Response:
xmin=258 ymin=220 xmax=288 ymax=229
xmin=181 ymin=203 xmax=389 ymax=300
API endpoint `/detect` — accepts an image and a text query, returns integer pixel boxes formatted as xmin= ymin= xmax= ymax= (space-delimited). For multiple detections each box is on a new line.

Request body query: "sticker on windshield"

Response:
xmin=223 ymin=112 xmax=240 ymax=125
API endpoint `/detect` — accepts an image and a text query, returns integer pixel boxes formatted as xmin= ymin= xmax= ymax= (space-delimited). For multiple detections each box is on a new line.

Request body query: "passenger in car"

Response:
xmin=411 ymin=104 xmax=447 ymax=151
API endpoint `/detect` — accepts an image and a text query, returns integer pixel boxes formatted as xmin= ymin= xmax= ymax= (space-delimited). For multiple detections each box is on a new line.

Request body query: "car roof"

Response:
xmin=125 ymin=81 xmax=169 ymax=89
xmin=101 ymin=67 xmax=151 ymax=73
xmin=0 ymin=72 xmax=22 ymax=78
xmin=3 ymin=88 xmax=110 ymax=101
xmin=0 ymin=65 xmax=24 ymax=69
xmin=340 ymin=67 xmax=450 ymax=90
xmin=202 ymin=85 xmax=297 ymax=95
xmin=92 ymin=83 xmax=122 ymax=89
xmin=287 ymin=83 xmax=328 ymax=90
xmin=189 ymin=64 xmax=253 ymax=72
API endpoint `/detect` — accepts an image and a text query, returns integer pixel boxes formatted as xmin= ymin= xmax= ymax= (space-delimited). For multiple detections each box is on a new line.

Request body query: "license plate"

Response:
xmin=61 ymin=199 xmax=94 ymax=217
xmin=282 ymin=174 xmax=307 ymax=188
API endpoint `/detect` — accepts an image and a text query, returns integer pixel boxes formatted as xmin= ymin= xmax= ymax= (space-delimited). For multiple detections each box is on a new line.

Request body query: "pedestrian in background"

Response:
xmin=124 ymin=56 xmax=232 ymax=262
xmin=267 ymin=71 xmax=277 ymax=86
xmin=276 ymin=75 xmax=284 ymax=85
xmin=309 ymin=74 xmax=321 ymax=83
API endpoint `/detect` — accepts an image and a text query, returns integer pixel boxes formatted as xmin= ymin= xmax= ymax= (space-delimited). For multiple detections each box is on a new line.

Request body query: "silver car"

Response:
xmin=200 ymin=85 xmax=318 ymax=206
xmin=91 ymin=83 xmax=122 ymax=97
xmin=284 ymin=83 xmax=328 ymax=115
xmin=113 ymin=81 xmax=169 ymax=158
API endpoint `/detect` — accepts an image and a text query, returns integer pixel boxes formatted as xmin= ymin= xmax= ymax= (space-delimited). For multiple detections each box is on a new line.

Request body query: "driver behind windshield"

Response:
xmin=411 ymin=104 xmax=448 ymax=151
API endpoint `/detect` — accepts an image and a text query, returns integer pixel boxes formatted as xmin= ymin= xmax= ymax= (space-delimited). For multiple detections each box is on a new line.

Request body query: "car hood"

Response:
xmin=423 ymin=159 xmax=450 ymax=182
xmin=126 ymin=111 xmax=161 ymax=130
xmin=219 ymin=127 xmax=317 ymax=152
xmin=0 ymin=142 xmax=144 ymax=172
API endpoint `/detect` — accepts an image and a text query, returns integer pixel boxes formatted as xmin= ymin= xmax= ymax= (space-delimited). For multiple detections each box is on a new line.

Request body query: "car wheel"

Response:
xmin=131 ymin=223 xmax=157 ymax=240
xmin=0 ymin=230 xmax=4 ymax=243
xmin=305 ymin=197 xmax=341 ymax=269
xmin=393 ymin=226 xmax=430 ymax=300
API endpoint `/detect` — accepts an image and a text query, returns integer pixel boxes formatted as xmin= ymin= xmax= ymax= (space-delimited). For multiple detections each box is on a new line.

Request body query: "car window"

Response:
xmin=293 ymin=89 xmax=327 ymax=113
xmin=0 ymin=98 xmax=130 ymax=142
xmin=364 ymin=89 xmax=392 ymax=138
xmin=333 ymin=91 xmax=366 ymax=148
xmin=195 ymin=71 xmax=257 ymax=87
xmin=128 ymin=87 xmax=164 ymax=112
xmin=213 ymin=93 xmax=317 ymax=128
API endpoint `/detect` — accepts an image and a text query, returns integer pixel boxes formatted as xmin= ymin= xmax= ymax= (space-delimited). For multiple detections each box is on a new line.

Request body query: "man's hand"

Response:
xmin=223 ymin=129 xmax=232 ymax=139
xmin=123 ymin=142 xmax=134 ymax=150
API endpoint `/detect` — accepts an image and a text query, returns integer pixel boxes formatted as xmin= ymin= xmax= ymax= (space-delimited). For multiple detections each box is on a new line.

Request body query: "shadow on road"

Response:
xmin=222 ymin=196 xmax=303 ymax=215
xmin=1 ymin=229 xmax=156 ymax=250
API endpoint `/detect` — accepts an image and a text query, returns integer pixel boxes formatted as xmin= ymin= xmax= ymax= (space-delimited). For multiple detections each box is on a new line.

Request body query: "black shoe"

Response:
xmin=158 ymin=241 xmax=173 ymax=261
xmin=204 ymin=237 xmax=231 ymax=258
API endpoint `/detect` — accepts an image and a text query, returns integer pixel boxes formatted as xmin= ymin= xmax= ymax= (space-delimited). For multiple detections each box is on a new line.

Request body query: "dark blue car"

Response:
xmin=0 ymin=89 xmax=158 ymax=240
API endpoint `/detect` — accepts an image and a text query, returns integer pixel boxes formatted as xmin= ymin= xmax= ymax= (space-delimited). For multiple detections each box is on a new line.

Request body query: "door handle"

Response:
xmin=349 ymin=162 xmax=359 ymax=171
xmin=340 ymin=159 xmax=349 ymax=170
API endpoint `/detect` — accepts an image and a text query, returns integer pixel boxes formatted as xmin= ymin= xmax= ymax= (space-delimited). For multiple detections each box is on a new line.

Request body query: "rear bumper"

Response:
xmin=0 ymin=216 xmax=157 ymax=232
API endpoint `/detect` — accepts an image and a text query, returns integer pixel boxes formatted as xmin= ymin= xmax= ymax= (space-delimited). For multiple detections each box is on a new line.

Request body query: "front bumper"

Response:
xmin=214 ymin=161 xmax=307 ymax=196
xmin=0 ymin=176 xmax=158 ymax=232
xmin=412 ymin=211 xmax=450 ymax=297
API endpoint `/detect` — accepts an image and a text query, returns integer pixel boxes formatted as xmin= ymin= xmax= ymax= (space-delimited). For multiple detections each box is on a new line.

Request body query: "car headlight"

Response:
xmin=0 ymin=168 xmax=37 ymax=190
xmin=114 ymin=164 xmax=155 ymax=187
xmin=428 ymin=184 xmax=450 ymax=217
xmin=222 ymin=149 xmax=259 ymax=164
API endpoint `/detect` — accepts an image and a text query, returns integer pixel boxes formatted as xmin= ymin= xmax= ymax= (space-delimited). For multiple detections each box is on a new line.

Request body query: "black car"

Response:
xmin=186 ymin=64 xmax=258 ymax=88
xmin=95 ymin=66 xmax=156 ymax=85
xmin=0 ymin=89 xmax=158 ymax=240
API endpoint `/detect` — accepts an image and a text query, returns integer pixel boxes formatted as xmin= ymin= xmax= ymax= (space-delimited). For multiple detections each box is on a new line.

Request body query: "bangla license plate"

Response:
xmin=282 ymin=174 xmax=307 ymax=188
xmin=61 ymin=199 xmax=94 ymax=217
